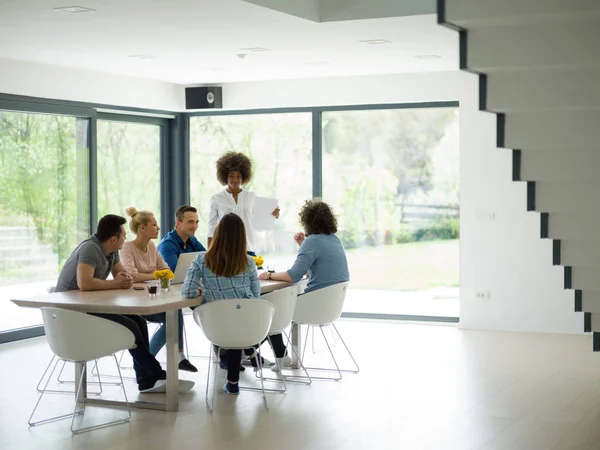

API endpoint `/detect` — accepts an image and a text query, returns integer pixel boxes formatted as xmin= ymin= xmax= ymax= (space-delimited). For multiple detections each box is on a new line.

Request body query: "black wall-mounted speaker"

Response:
xmin=185 ymin=86 xmax=223 ymax=109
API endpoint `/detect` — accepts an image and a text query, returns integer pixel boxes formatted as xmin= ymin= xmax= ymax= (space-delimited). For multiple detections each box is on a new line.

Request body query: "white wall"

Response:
xmin=222 ymin=71 xmax=583 ymax=334
xmin=0 ymin=58 xmax=185 ymax=111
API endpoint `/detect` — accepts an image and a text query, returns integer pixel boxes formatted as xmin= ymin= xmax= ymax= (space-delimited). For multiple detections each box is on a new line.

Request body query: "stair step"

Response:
xmin=465 ymin=21 xmax=600 ymax=73
xmin=444 ymin=0 xmax=600 ymax=28
xmin=573 ymin=270 xmax=600 ymax=292
xmin=486 ymin=69 xmax=600 ymax=113
xmin=559 ymin=241 xmax=600 ymax=267
xmin=546 ymin=213 xmax=600 ymax=240
xmin=519 ymin=150 xmax=600 ymax=182
xmin=534 ymin=182 xmax=600 ymax=213
xmin=503 ymin=111 xmax=600 ymax=150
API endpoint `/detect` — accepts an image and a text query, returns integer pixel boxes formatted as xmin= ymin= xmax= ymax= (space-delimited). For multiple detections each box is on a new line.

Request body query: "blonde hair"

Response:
xmin=125 ymin=207 xmax=155 ymax=234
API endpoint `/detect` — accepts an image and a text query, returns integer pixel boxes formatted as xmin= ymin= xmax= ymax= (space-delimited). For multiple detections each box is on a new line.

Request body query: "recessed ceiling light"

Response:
xmin=359 ymin=39 xmax=391 ymax=45
xmin=128 ymin=54 xmax=157 ymax=60
xmin=53 ymin=6 xmax=96 ymax=13
xmin=414 ymin=54 xmax=442 ymax=60
xmin=305 ymin=61 xmax=331 ymax=66
xmin=239 ymin=47 xmax=270 ymax=52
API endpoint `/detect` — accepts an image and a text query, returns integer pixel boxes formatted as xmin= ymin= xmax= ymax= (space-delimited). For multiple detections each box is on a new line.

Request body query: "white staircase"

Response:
xmin=438 ymin=0 xmax=600 ymax=349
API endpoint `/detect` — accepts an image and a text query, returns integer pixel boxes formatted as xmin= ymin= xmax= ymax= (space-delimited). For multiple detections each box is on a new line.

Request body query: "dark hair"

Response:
xmin=215 ymin=152 xmax=253 ymax=186
xmin=205 ymin=213 xmax=248 ymax=277
xmin=175 ymin=205 xmax=197 ymax=223
xmin=95 ymin=214 xmax=126 ymax=242
xmin=299 ymin=199 xmax=338 ymax=236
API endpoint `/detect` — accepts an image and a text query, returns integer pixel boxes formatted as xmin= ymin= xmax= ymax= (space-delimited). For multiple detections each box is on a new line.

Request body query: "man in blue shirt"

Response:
xmin=158 ymin=205 xmax=207 ymax=272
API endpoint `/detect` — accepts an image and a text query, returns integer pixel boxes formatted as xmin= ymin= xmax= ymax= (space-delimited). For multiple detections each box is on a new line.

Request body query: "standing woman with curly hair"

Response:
xmin=207 ymin=152 xmax=279 ymax=257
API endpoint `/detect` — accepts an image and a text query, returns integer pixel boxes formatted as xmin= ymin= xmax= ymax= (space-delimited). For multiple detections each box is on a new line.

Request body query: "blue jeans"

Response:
xmin=143 ymin=309 xmax=185 ymax=355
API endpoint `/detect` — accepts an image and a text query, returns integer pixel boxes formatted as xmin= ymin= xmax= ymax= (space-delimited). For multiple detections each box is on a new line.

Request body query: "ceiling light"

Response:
xmin=128 ymin=54 xmax=157 ymax=60
xmin=239 ymin=47 xmax=270 ymax=52
xmin=359 ymin=39 xmax=391 ymax=45
xmin=53 ymin=6 xmax=96 ymax=13
xmin=414 ymin=54 xmax=442 ymax=60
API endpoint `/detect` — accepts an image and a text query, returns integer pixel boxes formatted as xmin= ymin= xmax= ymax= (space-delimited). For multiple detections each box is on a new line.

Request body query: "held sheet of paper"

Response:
xmin=252 ymin=197 xmax=279 ymax=231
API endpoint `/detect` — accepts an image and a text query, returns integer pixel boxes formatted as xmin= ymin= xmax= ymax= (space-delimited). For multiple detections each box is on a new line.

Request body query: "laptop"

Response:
xmin=171 ymin=251 xmax=201 ymax=285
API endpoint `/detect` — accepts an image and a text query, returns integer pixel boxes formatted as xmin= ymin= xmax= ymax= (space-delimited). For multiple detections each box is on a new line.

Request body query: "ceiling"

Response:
xmin=0 ymin=0 xmax=458 ymax=85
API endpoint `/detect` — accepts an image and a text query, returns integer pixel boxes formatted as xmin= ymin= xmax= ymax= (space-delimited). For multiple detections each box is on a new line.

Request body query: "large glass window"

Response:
xmin=0 ymin=111 xmax=90 ymax=332
xmin=189 ymin=113 xmax=312 ymax=268
xmin=97 ymin=119 xmax=162 ymax=225
xmin=322 ymin=107 xmax=459 ymax=317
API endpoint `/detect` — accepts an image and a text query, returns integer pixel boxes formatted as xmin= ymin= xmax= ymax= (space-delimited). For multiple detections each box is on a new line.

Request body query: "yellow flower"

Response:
xmin=153 ymin=269 xmax=175 ymax=280
xmin=251 ymin=255 xmax=264 ymax=267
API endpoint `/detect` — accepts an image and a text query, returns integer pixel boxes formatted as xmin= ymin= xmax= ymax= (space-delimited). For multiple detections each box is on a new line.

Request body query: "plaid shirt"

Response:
xmin=181 ymin=252 xmax=260 ymax=302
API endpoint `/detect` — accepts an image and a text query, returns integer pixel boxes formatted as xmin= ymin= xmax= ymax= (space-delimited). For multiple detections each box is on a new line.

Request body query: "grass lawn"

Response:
xmin=345 ymin=239 xmax=459 ymax=291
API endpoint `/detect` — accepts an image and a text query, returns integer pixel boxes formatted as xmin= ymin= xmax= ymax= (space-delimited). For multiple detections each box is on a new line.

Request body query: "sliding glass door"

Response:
xmin=0 ymin=110 xmax=90 ymax=333
xmin=189 ymin=113 xmax=312 ymax=269
xmin=96 ymin=116 xmax=163 ymax=225
xmin=322 ymin=107 xmax=460 ymax=318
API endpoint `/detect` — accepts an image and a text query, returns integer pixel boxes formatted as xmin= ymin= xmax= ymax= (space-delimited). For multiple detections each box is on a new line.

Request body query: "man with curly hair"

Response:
xmin=207 ymin=151 xmax=279 ymax=257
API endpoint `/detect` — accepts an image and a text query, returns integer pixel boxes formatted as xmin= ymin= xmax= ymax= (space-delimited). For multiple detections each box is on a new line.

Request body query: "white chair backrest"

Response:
xmin=41 ymin=308 xmax=135 ymax=362
xmin=293 ymin=282 xmax=349 ymax=326
xmin=193 ymin=299 xmax=275 ymax=349
xmin=261 ymin=286 xmax=298 ymax=334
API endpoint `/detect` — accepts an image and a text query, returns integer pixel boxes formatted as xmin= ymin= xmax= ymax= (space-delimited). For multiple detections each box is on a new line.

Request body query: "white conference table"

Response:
xmin=11 ymin=279 xmax=292 ymax=412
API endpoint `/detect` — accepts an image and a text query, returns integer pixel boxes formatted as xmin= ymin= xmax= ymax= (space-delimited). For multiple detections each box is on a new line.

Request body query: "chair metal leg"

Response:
xmin=39 ymin=356 xmax=107 ymax=394
xmin=331 ymin=323 xmax=360 ymax=374
xmin=262 ymin=330 xmax=312 ymax=385
xmin=31 ymin=355 xmax=131 ymax=433
xmin=70 ymin=355 xmax=132 ymax=434
xmin=256 ymin=353 xmax=269 ymax=411
xmin=29 ymin=358 xmax=83 ymax=427
xmin=206 ymin=343 xmax=218 ymax=412
xmin=297 ymin=323 xmax=360 ymax=381
xmin=253 ymin=335 xmax=298 ymax=391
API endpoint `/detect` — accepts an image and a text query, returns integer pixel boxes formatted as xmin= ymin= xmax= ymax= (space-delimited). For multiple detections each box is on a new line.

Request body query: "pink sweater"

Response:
xmin=120 ymin=240 xmax=169 ymax=277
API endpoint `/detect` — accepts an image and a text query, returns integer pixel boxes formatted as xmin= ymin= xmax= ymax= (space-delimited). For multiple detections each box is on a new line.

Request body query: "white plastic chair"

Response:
xmin=30 ymin=308 xmax=135 ymax=433
xmin=292 ymin=282 xmax=359 ymax=381
xmin=193 ymin=299 xmax=275 ymax=412
xmin=259 ymin=286 xmax=312 ymax=388
xmin=36 ymin=287 xmax=122 ymax=393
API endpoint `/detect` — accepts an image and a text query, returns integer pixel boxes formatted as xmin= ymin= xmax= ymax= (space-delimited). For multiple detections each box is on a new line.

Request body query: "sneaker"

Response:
xmin=224 ymin=381 xmax=239 ymax=395
xmin=250 ymin=355 xmax=275 ymax=372
xmin=178 ymin=358 xmax=198 ymax=373
xmin=271 ymin=355 xmax=293 ymax=373
xmin=139 ymin=379 xmax=195 ymax=394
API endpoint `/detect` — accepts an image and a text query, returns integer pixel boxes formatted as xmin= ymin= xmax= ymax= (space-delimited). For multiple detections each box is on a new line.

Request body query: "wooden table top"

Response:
xmin=11 ymin=280 xmax=291 ymax=315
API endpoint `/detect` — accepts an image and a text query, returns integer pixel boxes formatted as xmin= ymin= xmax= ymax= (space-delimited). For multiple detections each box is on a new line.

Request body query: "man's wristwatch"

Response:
xmin=268 ymin=272 xmax=272 ymax=280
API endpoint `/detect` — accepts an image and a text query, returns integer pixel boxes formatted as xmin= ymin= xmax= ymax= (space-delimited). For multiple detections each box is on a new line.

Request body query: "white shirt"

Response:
xmin=207 ymin=189 xmax=257 ymax=252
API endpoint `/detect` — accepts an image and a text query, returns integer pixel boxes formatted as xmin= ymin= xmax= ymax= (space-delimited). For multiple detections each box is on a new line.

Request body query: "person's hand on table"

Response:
xmin=259 ymin=272 xmax=272 ymax=281
xmin=293 ymin=232 xmax=305 ymax=246
xmin=272 ymin=207 xmax=280 ymax=219
xmin=115 ymin=271 xmax=134 ymax=289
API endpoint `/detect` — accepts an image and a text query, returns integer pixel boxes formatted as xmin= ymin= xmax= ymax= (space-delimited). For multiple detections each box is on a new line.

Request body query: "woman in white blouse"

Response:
xmin=207 ymin=152 xmax=279 ymax=257
xmin=120 ymin=207 xmax=198 ymax=373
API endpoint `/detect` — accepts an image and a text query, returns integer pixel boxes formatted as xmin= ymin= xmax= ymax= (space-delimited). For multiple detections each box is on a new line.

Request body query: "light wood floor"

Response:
xmin=2 ymin=319 xmax=600 ymax=450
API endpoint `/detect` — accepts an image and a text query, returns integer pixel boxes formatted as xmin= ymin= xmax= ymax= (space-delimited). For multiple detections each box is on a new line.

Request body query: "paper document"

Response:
xmin=253 ymin=197 xmax=279 ymax=231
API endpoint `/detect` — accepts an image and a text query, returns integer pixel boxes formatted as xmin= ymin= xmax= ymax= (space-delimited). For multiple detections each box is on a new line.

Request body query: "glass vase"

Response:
xmin=160 ymin=278 xmax=170 ymax=292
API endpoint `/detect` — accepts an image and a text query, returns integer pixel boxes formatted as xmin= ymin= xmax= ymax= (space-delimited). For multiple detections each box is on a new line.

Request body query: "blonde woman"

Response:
xmin=120 ymin=207 xmax=198 ymax=373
